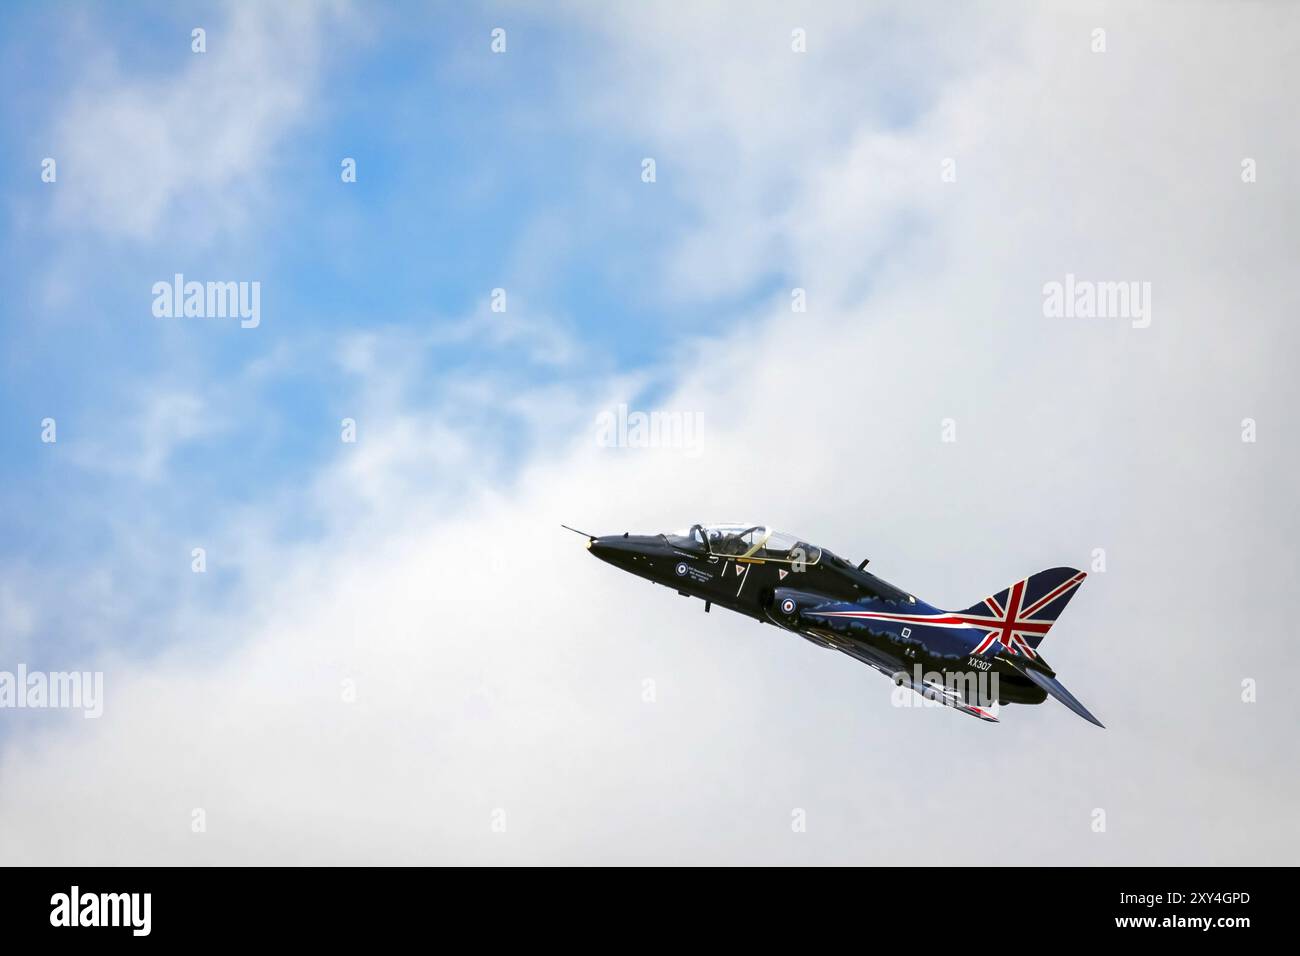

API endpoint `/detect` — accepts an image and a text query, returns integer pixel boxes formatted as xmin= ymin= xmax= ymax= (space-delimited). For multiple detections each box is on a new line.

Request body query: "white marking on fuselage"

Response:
xmin=735 ymin=563 xmax=751 ymax=597
xmin=808 ymin=609 xmax=980 ymax=631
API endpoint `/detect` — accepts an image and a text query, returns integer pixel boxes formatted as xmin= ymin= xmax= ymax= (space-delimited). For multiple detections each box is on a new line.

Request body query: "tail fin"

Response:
xmin=956 ymin=567 xmax=1087 ymax=658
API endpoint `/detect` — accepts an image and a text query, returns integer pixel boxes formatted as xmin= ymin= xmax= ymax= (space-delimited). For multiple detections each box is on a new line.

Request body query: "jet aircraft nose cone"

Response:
xmin=588 ymin=535 xmax=631 ymax=563
xmin=588 ymin=534 xmax=664 ymax=575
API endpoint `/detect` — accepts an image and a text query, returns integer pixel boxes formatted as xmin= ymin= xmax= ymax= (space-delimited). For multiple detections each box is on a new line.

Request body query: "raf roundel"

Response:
xmin=780 ymin=598 xmax=796 ymax=615
xmin=676 ymin=563 xmax=688 ymax=576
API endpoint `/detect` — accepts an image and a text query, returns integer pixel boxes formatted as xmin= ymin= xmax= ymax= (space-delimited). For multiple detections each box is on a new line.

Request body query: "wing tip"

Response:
xmin=1021 ymin=667 xmax=1105 ymax=729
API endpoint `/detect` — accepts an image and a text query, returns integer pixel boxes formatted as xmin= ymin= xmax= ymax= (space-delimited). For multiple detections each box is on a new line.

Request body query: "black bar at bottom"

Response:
xmin=0 ymin=866 xmax=1283 ymax=942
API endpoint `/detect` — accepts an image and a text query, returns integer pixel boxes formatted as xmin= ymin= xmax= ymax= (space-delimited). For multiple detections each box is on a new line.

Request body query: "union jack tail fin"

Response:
xmin=955 ymin=567 xmax=1087 ymax=659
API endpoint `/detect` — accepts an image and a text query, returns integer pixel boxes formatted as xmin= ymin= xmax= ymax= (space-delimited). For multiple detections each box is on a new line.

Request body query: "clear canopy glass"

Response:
xmin=667 ymin=524 xmax=822 ymax=564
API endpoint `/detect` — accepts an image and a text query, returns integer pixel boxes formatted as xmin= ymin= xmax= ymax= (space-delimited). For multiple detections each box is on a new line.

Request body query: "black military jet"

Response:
xmin=565 ymin=522 xmax=1102 ymax=727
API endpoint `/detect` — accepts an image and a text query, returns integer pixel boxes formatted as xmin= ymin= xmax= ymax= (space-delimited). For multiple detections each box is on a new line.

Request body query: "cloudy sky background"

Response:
xmin=1 ymin=0 xmax=1296 ymax=864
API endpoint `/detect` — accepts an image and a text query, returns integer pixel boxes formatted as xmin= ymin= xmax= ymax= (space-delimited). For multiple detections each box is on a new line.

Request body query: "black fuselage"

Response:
xmin=585 ymin=531 xmax=1052 ymax=711
xmin=588 ymin=532 xmax=906 ymax=620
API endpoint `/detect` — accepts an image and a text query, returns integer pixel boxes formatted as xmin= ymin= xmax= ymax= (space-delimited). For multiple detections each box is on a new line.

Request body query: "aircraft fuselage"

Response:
xmin=579 ymin=525 xmax=1102 ymax=727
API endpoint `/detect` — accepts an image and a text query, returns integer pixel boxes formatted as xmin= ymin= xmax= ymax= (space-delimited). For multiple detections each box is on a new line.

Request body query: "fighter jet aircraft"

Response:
xmin=565 ymin=522 xmax=1102 ymax=727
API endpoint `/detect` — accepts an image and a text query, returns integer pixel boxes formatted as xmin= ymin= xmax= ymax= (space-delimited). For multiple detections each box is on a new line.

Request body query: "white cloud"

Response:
xmin=47 ymin=1 xmax=357 ymax=242
xmin=69 ymin=388 xmax=215 ymax=482
xmin=2 ymin=1 xmax=1297 ymax=864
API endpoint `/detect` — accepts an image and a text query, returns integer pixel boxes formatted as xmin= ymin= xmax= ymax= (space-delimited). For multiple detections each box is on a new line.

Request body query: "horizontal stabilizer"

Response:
xmin=1023 ymin=668 xmax=1104 ymax=728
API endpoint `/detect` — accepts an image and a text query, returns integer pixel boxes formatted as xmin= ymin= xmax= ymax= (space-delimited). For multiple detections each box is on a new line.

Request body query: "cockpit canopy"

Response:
xmin=665 ymin=523 xmax=823 ymax=565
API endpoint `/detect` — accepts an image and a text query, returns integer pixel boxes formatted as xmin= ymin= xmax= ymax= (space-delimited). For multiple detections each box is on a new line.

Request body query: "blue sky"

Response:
xmin=0 ymin=1 xmax=966 ymax=673
xmin=0 ymin=2 xmax=798 ymax=668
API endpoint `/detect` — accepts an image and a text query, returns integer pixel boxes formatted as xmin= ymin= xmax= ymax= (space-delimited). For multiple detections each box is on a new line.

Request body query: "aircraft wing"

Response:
xmin=806 ymin=627 xmax=1000 ymax=723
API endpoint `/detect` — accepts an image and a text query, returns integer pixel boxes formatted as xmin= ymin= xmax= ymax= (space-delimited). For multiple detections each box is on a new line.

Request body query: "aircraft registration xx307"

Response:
xmin=565 ymin=523 xmax=1103 ymax=727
